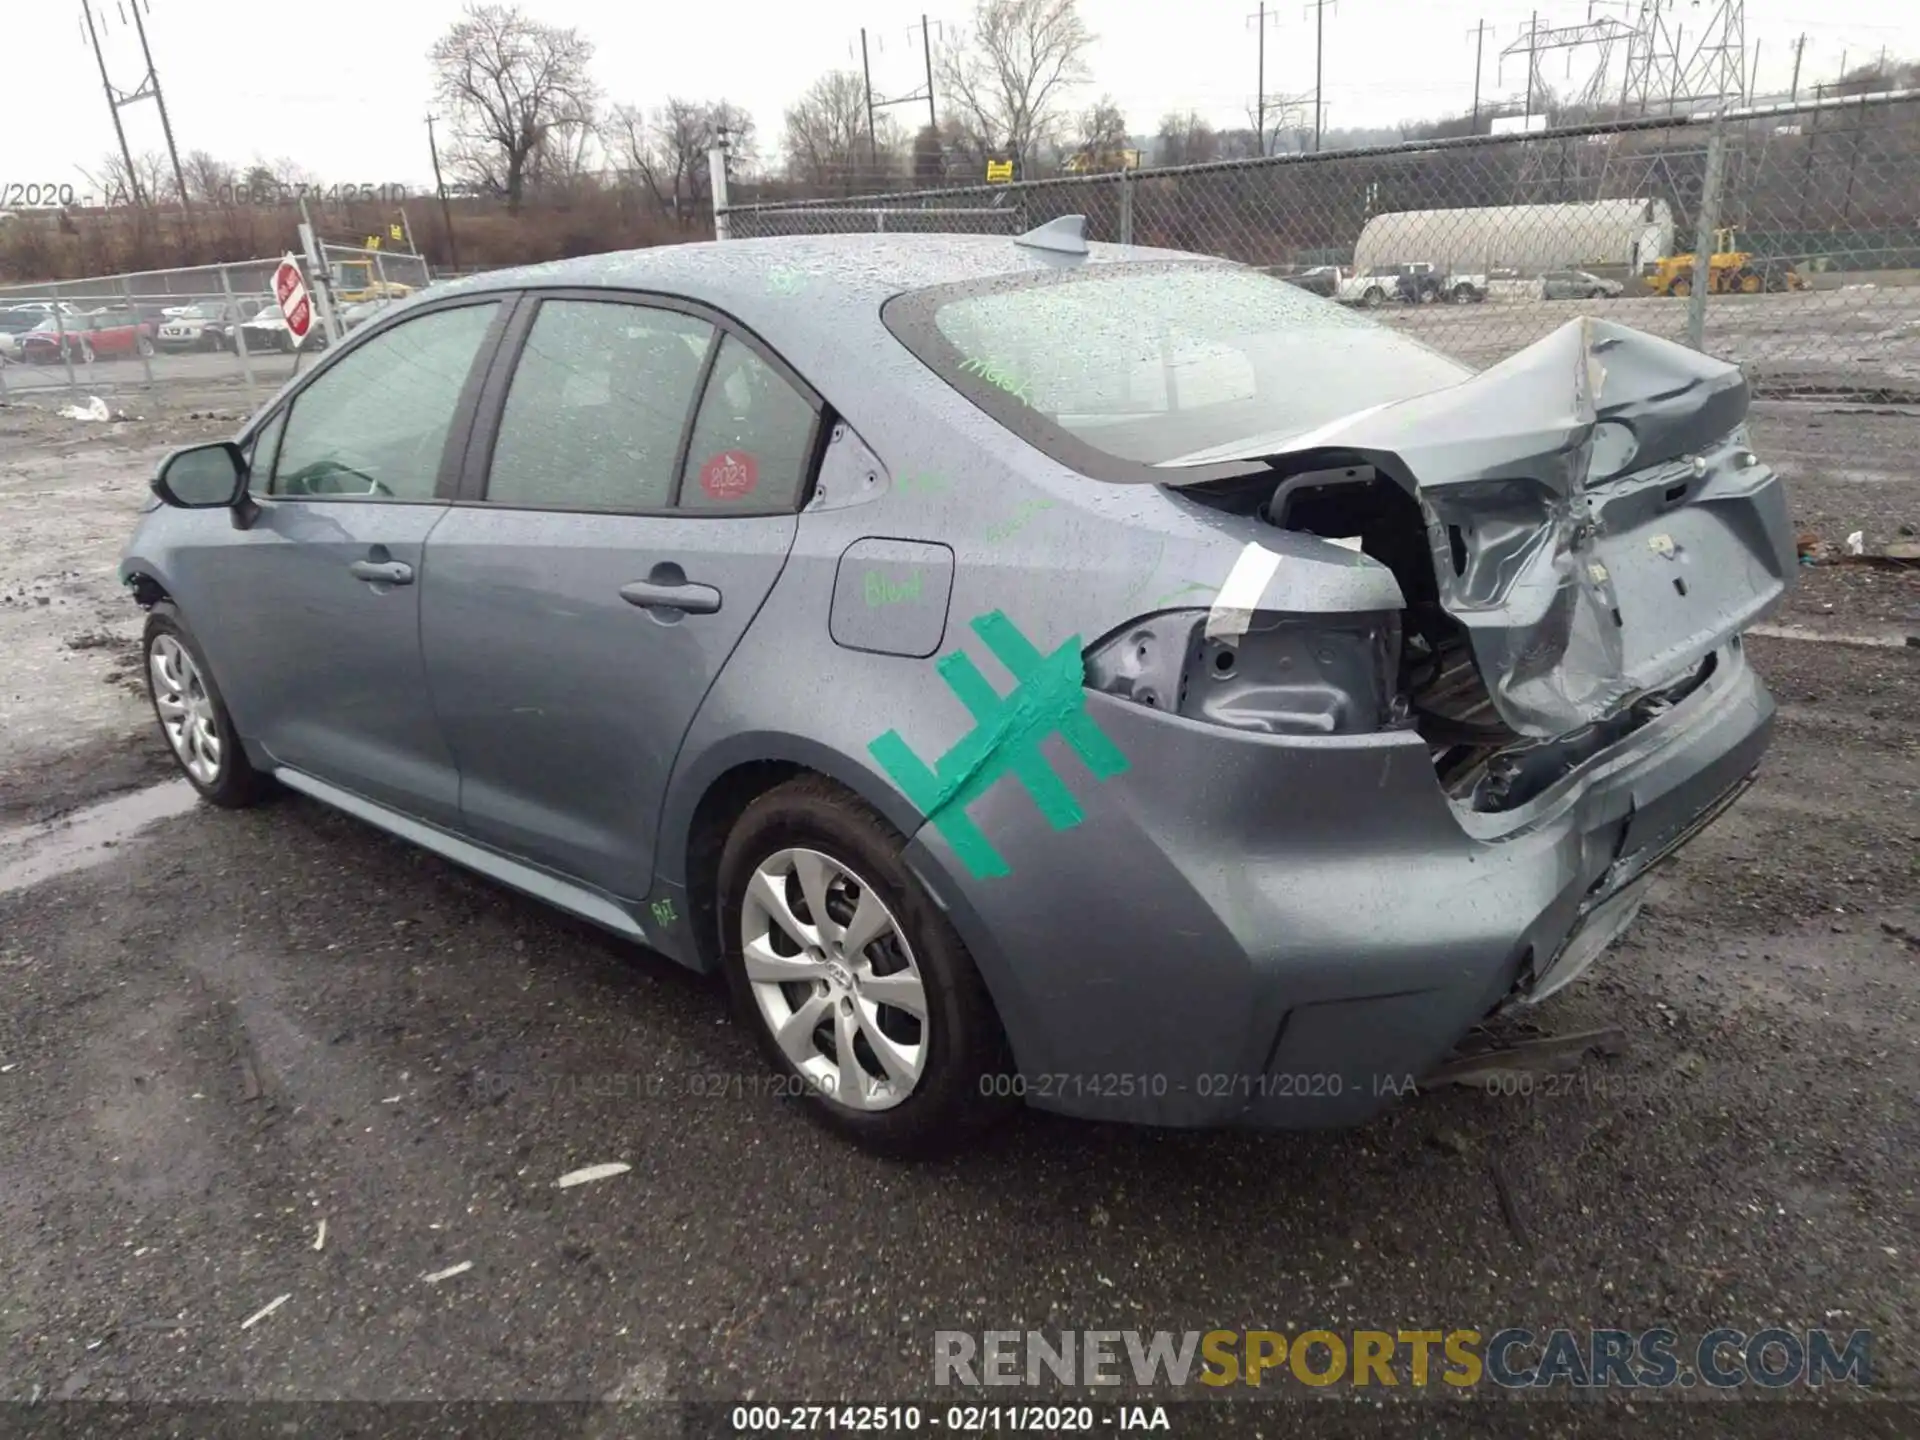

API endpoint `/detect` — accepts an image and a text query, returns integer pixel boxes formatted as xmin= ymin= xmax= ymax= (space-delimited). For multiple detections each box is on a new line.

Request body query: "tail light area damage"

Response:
xmin=1107 ymin=318 xmax=1795 ymax=814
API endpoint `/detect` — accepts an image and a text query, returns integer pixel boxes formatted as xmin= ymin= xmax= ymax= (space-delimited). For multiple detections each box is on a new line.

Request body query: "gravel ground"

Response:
xmin=0 ymin=382 xmax=1915 ymax=1432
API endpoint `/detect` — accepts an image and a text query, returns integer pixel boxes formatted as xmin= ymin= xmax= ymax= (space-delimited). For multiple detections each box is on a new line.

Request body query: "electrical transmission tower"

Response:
xmin=81 ymin=0 xmax=190 ymax=207
xmin=1499 ymin=12 xmax=1639 ymax=116
xmin=1621 ymin=0 xmax=1747 ymax=114
xmin=1499 ymin=7 xmax=1638 ymax=201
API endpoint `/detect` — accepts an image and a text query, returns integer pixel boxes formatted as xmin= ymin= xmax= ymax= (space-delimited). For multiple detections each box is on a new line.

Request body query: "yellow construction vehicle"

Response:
xmin=1647 ymin=228 xmax=1807 ymax=297
xmin=330 ymin=254 xmax=415 ymax=304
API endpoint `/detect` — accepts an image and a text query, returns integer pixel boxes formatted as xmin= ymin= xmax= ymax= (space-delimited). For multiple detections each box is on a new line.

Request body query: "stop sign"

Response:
xmin=272 ymin=255 xmax=312 ymax=342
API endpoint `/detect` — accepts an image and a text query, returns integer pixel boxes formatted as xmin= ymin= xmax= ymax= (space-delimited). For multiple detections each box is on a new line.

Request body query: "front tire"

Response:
xmin=143 ymin=603 xmax=273 ymax=808
xmin=717 ymin=777 xmax=1014 ymax=1156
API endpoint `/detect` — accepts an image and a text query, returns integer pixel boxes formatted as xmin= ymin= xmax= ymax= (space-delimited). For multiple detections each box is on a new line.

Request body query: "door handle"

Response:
xmin=619 ymin=579 xmax=721 ymax=615
xmin=349 ymin=559 xmax=414 ymax=585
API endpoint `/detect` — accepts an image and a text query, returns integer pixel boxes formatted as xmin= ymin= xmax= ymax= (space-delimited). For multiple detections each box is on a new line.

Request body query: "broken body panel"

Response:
xmin=1167 ymin=317 xmax=1796 ymax=740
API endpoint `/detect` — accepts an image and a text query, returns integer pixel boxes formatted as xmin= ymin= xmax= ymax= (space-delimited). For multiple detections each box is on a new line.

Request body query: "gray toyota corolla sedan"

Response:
xmin=119 ymin=220 xmax=1794 ymax=1154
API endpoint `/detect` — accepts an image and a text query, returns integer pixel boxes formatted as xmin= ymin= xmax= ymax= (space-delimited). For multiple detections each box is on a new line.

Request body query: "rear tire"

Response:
xmin=142 ymin=602 xmax=273 ymax=809
xmin=717 ymin=776 xmax=1015 ymax=1157
xmin=1670 ymin=277 xmax=1691 ymax=297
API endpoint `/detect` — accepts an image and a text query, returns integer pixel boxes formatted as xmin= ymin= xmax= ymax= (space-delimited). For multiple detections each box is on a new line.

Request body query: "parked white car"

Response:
xmin=1335 ymin=268 xmax=1401 ymax=307
xmin=238 ymin=307 xmax=329 ymax=354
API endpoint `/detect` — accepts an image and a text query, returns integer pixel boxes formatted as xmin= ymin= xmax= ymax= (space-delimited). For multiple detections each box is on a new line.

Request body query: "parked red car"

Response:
xmin=21 ymin=307 xmax=157 ymax=364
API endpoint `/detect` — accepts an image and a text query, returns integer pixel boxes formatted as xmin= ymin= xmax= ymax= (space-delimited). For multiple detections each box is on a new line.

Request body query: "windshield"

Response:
xmin=884 ymin=261 xmax=1469 ymax=472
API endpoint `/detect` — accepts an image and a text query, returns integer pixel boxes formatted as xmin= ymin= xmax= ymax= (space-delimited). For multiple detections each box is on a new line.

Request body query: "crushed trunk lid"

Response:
xmin=1167 ymin=317 xmax=1796 ymax=737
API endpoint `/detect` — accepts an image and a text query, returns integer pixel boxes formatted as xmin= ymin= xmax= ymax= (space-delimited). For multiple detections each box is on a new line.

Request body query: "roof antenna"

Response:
xmin=1014 ymin=215 xmax=1089 ymax=256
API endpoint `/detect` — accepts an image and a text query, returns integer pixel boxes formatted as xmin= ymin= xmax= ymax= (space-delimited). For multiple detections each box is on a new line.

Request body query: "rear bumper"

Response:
xmin=905 ymin=639 xmax=1773 ymax=1130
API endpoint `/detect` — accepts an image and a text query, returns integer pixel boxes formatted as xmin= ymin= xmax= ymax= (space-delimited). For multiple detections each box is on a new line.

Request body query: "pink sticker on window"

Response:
xmin=698 ymin=450 xmax=758 ymax=500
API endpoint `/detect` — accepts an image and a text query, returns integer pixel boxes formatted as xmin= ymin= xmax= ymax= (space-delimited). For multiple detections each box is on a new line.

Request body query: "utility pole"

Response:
xmin=1524 ymin=10 xmax=1540 ymax=124
xmin=1467 ymin=17 xmax=1493 ymax=132
xmin=918 ymin=14 xmax=937 ymax=134
xmin=860 ymin=27 xmax=878 ymax=167
xmin=80 ymin=0 xmax=143 ymax=207
xmin=1249 ymin=4 xmax=1281 ymax=154
xmin=861 ymin=18 xmax=943 ymax=174
xmin=1788 ymin=32 xmax=1806 ymax=101
xmin=1303 ymin=0 xmax=1336 ymax=152
xmin=426 ymin=114 xmax=459 ymax=272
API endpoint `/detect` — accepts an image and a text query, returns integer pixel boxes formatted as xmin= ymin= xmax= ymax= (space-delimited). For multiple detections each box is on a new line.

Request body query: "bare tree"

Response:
xmin=79 ymin=151 xmax=171 ymax=207
xmin=529 ymin=101 xmax=604 ymax=194
xmin=429 ymin=3 xmax=597 ymax=212
xmin=938 ymin=116 xmax=993 ymax=180
xmin=784 ymin=70 xmax=899 ymax=193
xmin=911 ymin=124 xmax=946 ymax=186
xmin=1072 ymin=94 xmax=1130 ymax=170
xmin=1156 ymin=111 xmax=1219 ymax=167
xmin=938 ymin=0 xmax=1094 ymax=171
xmin=606 ymin=102 xmax=667 ymax=208
xmin=608 ymin=98 xmax=756 ymax=221
xmin=184 ymin=150 xmax=237 ymax=204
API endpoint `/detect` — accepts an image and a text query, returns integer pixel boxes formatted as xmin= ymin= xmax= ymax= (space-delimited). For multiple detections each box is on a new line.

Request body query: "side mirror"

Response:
xmin=153 ymin=441 xmax=248 ymax=509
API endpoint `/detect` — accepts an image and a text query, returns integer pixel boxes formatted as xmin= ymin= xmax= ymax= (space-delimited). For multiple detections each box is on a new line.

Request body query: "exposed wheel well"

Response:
xmin=127 ymin=570 xmax=170 ymax=609
xmin=683 ymin=760 xmax=806 ymax=967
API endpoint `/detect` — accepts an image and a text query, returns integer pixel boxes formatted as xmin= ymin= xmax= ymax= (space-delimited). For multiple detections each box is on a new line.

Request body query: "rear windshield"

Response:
xmin=882 ymin=261 xmax=1468 ymax=477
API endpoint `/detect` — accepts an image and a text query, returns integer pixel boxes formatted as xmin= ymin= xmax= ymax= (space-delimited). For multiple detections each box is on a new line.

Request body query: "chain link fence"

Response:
xmin=0 ymin=244 xmax=436 ymax=404
xmin=721 ymin=89 xmax=1920 ymax=475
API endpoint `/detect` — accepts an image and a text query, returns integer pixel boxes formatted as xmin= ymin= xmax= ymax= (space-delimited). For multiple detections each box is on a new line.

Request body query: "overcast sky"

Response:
xmin=5 ymin=0 xmax=1914 ymax=197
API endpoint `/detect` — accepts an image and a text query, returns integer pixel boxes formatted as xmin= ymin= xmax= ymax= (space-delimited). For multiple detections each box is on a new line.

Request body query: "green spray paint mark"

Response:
xmin=983 ymin=498 xmax=1056 ymax=543
xmin=1147 ymin=580 xmax=1216 ymax=609
xmin=867 ymin=611 xmax=1130 ymax=879
xmin=765 ymin=265 xmax=806 ymax=295
xmin=1119 ymin=536 xmax=1168 ymax=605
xmin=649 ymin=897 xmax=678 ymax=928
xmin=958 ymin=356 xmax=1034 ymax=404
xmin=864 ymin=569 xmax=924 ymax=606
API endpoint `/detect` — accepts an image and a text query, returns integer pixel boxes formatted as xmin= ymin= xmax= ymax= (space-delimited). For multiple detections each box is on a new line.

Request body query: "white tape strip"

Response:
xmin=1205 ymin=541 xmax=1283 ymax=642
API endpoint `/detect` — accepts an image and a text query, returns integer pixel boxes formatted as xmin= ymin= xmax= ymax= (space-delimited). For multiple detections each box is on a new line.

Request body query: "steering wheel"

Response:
xmin=281 ymin=453 xmax=391 ymax=498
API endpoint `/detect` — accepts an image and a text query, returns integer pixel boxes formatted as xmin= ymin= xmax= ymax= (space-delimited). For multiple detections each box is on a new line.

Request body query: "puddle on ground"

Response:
xmin=0 ymin=780 xmax=198 ymax=898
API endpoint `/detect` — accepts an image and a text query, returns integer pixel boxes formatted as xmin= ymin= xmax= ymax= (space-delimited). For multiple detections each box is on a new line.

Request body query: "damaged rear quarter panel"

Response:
xmin=1267 ymin=317 xmax=1797 ymax=736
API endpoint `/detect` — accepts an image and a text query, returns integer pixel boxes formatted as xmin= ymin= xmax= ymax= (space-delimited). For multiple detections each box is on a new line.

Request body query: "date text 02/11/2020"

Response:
xmin=729 ymin=1404 xmax=1171 ymax=1432
xmin=975 ymin=1072 xmax=1402 ymax=1101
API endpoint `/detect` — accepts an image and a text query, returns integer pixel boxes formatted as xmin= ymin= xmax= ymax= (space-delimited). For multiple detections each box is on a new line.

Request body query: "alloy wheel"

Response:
xmin=150 ymin=634 xmax=223 ymax=785
xmin=739 ymin=847 xmax=929 ymax=1111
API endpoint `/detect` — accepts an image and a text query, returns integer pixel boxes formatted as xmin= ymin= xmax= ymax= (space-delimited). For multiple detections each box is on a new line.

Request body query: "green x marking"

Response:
xmin=867 ymin=611 xmax=1130 ymax=879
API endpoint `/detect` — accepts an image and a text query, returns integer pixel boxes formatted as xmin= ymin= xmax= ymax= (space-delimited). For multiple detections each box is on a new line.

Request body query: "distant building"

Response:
xmin=1353 ymin=198 xmax=1677 ymax=274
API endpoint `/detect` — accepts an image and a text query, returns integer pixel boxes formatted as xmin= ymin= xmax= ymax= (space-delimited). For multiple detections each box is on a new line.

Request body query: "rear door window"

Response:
xmin=677 ymin=334 xmax=819 ymax=512
xmin=484 ymin=299 xmax=715 ymax=512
